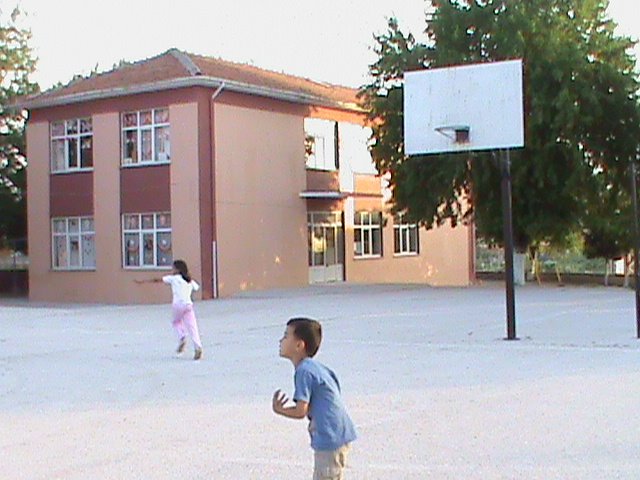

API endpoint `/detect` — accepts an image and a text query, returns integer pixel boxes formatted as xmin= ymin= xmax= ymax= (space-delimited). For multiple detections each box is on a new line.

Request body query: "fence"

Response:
xmin=0 ymin=237 xmax=28 ymax=296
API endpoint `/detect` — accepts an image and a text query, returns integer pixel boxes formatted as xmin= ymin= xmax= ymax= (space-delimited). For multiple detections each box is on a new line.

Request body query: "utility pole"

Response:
xmin=630 ymin=160 xmax=640 ymax=338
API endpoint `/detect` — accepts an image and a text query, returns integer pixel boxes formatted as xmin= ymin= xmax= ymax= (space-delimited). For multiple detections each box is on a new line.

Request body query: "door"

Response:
xmin=308 ymin=212 xmax=344 ymax=283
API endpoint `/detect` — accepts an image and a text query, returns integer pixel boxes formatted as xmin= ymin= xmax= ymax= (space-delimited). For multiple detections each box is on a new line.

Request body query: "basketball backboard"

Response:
xmin=404 ymin=59 xmax=524 ymax=155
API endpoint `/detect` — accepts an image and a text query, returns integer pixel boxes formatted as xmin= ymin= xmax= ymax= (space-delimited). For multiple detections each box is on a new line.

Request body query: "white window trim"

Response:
xmin=121 ymin=108 xmax=170 ymax=167
xmin=394 ymin=251 xmax=419 ymax=257
xmin=122 ymin=212 xmax=172 ymax=269
xmin=50 ymin=118 xmax=93 ymax=174
xmin=119 ymin=161 xmax=170 ymax=170
xmin=394 ymin=217 xmax=419 ymax=256
xmin=354 ymin=211 xmax=382 ymax=259
xmin=51 ymin=216 xmax=96 ymax=270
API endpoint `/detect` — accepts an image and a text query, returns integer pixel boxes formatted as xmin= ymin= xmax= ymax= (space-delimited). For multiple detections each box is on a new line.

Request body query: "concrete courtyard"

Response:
xmin=1 ymin=282 xmax=639 ymax=479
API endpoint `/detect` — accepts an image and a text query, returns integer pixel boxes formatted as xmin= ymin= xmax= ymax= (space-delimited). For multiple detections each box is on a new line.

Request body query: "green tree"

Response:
xmin=0 ymin=6 xmax=38 ymax=247
xmin=581 ymin=169 xmax=632 ymax=260
xmin=361 ymin=1 xmax=640 ymax=255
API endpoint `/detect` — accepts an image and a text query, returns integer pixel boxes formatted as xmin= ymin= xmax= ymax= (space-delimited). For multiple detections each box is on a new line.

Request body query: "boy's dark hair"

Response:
xmin=173 ymin=259 xmax=191 ymax=282
xmin=287 ymin=317 xmax=322 ymax=357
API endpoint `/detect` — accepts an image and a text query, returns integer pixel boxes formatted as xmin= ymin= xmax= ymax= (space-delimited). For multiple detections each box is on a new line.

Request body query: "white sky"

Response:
xmin=6 ymin=0 xmax=640 ymax=91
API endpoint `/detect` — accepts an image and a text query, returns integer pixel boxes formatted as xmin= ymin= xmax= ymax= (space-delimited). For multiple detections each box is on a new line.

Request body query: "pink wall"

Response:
xmin=344 ymin=221 xmax=472 ymax=286
xmin=28 ymin=113 xmax=171 ymax=303
xmin=170 ymin=103 xmax=203 ymax=297
xmin=214 ymin=103 xmax=308 ymax=296
xmin=306 ymin=170 xmax=340 ymax=192
xmin=124 ymin=103 xmax=203 ymax=303
xmin=343 ymin=177 xmax=473 ymax=287
xmin=93 ymin=112 xmax=150 ymax=302
xmin=27 ymin=101 xmax=206 ymax=303
xmin=26 ymin=122 xmax=51 ymax=301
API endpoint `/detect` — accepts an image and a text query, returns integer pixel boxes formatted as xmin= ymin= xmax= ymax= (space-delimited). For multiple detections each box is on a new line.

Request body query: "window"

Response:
xmin=121 ymin=108 xmax=170 ymax=165
xmin=354 ymin=211 xmax=382 ymax=258
xmin=394 ymin=214 xmax=419 ymax=255
xmin=338 ymin=123 xmax=375 ymax=174
xmin=51 ymin=217 xmax=96 ymax=269
xmin=304 ymin=118 xmax=337 ymax=170
xmin=122 ymin=213 xmax=172 ymax=268
xmin=50 ymin=118 xmax=93 ymax=173
xmin=306 ymin=134 xmax=327 ymax=169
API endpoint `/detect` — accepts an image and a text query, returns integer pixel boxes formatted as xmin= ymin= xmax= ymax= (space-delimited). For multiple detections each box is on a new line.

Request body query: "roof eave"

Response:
xmin=18 ymin=76 xmax=364 ymax=112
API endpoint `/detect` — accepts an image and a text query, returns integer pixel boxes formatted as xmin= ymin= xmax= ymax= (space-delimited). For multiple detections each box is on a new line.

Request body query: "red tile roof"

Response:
xmin=22 ymin=49 xmax=362 ymax=111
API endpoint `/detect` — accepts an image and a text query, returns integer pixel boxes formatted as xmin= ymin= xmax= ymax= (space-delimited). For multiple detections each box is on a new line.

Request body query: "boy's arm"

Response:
xmin=272 ymin=389 xmax=308 ymax=419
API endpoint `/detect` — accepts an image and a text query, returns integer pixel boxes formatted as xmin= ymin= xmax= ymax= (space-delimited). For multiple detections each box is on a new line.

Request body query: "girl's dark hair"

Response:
xmin=173 ymin=259 xmax=191 ymax=282
xmin=287 ymin=317 xmax=322 ymax=357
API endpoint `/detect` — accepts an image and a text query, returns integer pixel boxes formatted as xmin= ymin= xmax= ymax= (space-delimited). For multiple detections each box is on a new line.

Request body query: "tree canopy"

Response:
xmin=0 ymin=6 xmax=38 ymax=246
xmin=361 ymin=0 xmax=640 ymax=254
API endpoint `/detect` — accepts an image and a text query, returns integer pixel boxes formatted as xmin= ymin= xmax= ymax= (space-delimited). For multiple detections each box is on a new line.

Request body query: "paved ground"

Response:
xmin=2 ymin=282 xmax=639 ymax=479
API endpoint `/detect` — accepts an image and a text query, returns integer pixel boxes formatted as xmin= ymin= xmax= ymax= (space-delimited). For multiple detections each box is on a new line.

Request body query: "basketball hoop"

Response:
xmin=404 ymin=59 xmax=523 ymax=154
xmin=434 ymin=125 xmax=470 ymax=144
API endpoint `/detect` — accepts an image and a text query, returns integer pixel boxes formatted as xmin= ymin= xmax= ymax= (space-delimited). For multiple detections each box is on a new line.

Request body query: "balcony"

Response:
xmin=300 ymin=169 xmax=345 ymax=199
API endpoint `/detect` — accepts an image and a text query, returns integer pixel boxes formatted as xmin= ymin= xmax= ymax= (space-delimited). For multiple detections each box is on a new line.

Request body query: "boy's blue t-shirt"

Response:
xmin=293 ymin=357 xmax=357 ymax=451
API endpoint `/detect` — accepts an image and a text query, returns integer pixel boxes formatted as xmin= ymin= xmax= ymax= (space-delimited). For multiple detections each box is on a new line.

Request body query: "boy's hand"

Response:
xmin=272 ymin=389 xmax=288 ymax=415
xmin=272 ymin=390 xmax=309 ymax=419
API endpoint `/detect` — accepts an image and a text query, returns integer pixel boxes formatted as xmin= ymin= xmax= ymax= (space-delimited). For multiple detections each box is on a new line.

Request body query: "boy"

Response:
xmin=273 ymin=317 xmax=357 ymax=480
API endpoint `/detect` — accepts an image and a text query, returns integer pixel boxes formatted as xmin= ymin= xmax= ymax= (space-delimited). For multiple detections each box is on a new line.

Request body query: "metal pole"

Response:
xmin=501 ymin=150 xmax=517 ymax=340
xmin=630 ymin=160 xmax=640 ymax=338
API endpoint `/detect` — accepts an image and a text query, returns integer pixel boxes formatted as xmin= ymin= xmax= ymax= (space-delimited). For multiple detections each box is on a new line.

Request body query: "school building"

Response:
xmin=21 ymin=49 xmax=475 ymax=303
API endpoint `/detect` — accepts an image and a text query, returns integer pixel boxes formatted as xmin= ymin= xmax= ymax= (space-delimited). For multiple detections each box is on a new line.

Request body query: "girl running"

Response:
xmin=136 ymin=259 xmax=203 ymax=360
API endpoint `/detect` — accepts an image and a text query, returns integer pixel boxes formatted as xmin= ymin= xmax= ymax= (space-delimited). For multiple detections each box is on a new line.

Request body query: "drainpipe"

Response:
xmin=211 ymin=82 xmax=225 ymax=101
xmin=209 ymin=82 xmax=225 ymax=299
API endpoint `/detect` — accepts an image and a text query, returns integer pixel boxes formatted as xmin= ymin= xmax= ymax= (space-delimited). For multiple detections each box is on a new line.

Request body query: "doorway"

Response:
xmin=307 ymin=212 xmax=344 ymax=283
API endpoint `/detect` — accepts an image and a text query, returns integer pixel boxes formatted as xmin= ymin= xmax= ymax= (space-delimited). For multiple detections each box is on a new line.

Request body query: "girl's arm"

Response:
xmin=134 ymin=278 xmax=163 ymax=284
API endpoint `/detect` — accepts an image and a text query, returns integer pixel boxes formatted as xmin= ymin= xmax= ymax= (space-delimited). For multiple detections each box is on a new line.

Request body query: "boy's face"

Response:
xmin=279 ymin=325 xmax=303 ymax=359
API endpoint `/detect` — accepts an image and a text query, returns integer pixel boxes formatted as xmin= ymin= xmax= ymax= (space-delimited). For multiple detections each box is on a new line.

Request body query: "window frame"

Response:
xmin=304 ymin=118 xmax=338 ymax=171
xmin=51 ymin=216 xmax=96 ymax=270
xmin=353 ymin=211 xmax=383 ymax=259
xmin=50 ymin=118 xmax=94 ymax=174
xmin=393 ymin=214 xmax=419 ymax=256
xmin=306 ymin=133 xmax=333 ymax=170
xmin=121 ymin=108 xmax=171 ymax=167
xmin=122 ymin=212 xmax=172 ymax=269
